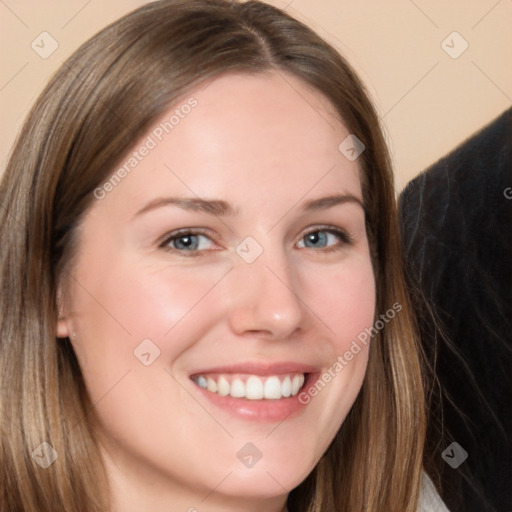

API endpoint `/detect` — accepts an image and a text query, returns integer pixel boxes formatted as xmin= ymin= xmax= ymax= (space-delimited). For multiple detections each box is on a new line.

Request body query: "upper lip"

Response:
xmin=189 ymin=361 xmax=319 ymax=377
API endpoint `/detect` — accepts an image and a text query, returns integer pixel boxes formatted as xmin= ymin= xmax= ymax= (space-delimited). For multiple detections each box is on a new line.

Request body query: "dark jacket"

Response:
xmin=399 ymin=108 xmax=512 ymax=512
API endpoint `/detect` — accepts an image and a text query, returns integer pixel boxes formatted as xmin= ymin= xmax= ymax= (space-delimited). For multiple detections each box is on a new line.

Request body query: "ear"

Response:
xmin=56 ymin=317 xmax=71 ymax=339
xmin=56 ymin=285 xmax=72 ymax=338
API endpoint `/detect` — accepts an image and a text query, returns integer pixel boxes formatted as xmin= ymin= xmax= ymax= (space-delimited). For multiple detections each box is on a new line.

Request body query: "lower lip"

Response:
xmin=191 ymin=373 xmax=318 ymax=422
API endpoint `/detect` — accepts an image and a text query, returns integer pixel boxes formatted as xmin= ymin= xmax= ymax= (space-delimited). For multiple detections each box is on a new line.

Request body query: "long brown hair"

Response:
xmin=0 ymin=1 xmax=426 ymax=510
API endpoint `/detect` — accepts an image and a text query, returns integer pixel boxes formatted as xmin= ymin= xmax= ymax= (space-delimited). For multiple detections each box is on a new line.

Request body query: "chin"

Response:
xmin=216 ymin=471 xmax=297 ymax=501
xmin=219 ymin=457 xmax=314 ymax=499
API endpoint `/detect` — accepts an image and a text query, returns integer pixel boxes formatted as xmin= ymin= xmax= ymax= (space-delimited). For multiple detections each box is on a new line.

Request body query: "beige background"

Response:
xmin=0 ymin=0 xmax=510 ymax=191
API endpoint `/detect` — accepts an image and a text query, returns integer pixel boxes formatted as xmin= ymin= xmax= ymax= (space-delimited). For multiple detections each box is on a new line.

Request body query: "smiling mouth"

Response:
xmin=191 ymin=373 xmax=307 ymax=400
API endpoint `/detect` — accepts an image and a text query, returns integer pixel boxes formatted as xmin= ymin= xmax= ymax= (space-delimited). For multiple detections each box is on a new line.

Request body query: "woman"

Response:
xmin=0 ymin=1 xmax=448 ymax=510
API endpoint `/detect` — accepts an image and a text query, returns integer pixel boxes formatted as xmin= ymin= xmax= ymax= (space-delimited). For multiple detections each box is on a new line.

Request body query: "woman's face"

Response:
xmin=58 ymin=71 xmax=376 ymax=511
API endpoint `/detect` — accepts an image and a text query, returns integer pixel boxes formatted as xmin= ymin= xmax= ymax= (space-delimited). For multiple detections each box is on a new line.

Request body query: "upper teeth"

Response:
xmin=192 ymin=373 xmax=305 ymax=400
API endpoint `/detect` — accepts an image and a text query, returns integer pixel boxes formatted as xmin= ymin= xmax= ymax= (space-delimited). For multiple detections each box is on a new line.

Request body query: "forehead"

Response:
xmin=98 ymin=71 xmax=362 ymax=215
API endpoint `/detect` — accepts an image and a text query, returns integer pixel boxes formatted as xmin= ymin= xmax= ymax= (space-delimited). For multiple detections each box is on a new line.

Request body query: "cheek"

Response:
xmin=332 ymin=267 xmax=375 ymax=345
xmin=68 ymin=258 xmax=229 ymax=398
xmin=295 ymin=255 xmax=375 ymax=432
xmin=74 ymin=255 xmax=228 ymax=336
xmin=302 ymin=255 xmax=376 ymax=348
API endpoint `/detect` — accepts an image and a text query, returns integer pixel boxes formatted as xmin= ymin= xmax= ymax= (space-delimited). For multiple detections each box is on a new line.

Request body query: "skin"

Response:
xmin=57 ymin=71 xmax=376 ymax=512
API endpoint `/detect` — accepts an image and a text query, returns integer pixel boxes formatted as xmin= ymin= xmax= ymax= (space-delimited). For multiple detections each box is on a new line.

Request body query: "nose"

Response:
xmin=226 ymin=249 xmax=305 ymax=340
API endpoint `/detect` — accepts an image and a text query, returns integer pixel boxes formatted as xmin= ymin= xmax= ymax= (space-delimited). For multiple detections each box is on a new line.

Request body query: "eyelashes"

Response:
xmin=158 ymin=226 xmax=354 ymax=257
xmin=298 ymin=227 xmax=353 ymax=251
xmin=160 ymin=229 xmax=215 ymax=254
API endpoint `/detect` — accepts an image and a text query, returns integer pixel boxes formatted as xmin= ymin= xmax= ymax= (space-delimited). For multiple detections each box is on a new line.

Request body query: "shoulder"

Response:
xmin=417 ymin=471 xmax=450 ymax=512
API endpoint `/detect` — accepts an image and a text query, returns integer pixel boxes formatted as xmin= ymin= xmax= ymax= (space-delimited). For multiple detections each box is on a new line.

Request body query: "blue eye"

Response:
xmin=161 ymin=231 xmax=215 ymax=254
xmin=160 ymin=227 xmax=351 ymax=256
xmin=297 ymin=228 xmax=351 ymax=251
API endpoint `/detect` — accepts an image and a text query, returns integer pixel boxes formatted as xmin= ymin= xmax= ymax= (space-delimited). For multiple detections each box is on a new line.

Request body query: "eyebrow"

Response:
xmin=133 ymin=193 xmax=364 ymax=219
